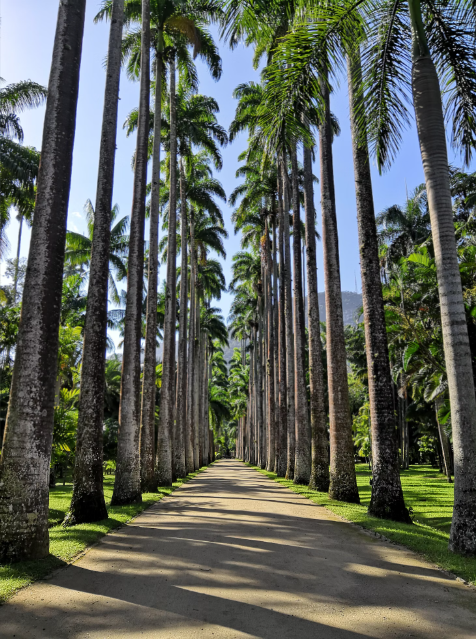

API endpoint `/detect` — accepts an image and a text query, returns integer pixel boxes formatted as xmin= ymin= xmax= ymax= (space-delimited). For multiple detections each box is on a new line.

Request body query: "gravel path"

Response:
xmin=1 ymin=460 xmax=476 ymax=639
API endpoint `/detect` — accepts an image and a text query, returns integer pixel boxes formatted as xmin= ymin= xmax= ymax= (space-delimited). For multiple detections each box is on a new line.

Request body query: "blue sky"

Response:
xmin=3 ymin=0 xmax=467 ymax=337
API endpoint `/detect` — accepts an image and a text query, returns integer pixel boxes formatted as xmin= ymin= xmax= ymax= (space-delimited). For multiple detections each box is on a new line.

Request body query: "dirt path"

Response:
xmin=1 ymin=460 xmax=476 ymax=639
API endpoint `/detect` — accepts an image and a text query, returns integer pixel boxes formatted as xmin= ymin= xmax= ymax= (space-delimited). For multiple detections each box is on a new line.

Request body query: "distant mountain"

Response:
xmin=223 ymin=291 xmax=363 ymax=365
xmin=315 ymin=290 xmax=363 ymax=327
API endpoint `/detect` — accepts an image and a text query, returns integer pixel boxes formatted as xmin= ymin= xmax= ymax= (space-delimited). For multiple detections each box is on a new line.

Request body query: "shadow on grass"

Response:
xmin=0 ymin=465 xmax=211 ymax=604
xmin=247 ymin=464 xmax=476 ymax=587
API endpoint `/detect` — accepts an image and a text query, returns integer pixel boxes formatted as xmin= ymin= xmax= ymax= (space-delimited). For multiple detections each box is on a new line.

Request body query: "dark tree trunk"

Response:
xmin=319 ymin=76 xmax=359 ymax=503
xmin=281 ymin=156 xmax=296 ymax=480
xmin=272 ymin=218 xmax=279 ymax=453
xmin=187 ymin=213 xmax=196 ymax=472
xmin=174 ymin=157 xmax=188 ymax=479
xmin=276 ymin=177 xmax=288 ymax=477
xmin=66 ymin=0 xmax=125 ymax=524
xmin=140 ymin=44 xmax=163 ymax=493
xmin=193 ymin=280 xmax=201 ymax=469
xmin=303 ymin=141 xmax=329 ymax=492
xmin=291 ymin=144 xmax=311 ymax=485
xmin=257 ymin=310 xmax=265 ymax=469
xmin=264 ymin=227 xmax=276 ymax=472
xmin=347 ymin=54 xmax=409 ymax=517
xmin=111 ymin=0 xmax=150 ymax=506
xmin=407 ymin=0 xmax=476 ymax=551
xmin=0 ymin=0 xmax=87 ymax=562
xmin=156 ymin=54 xmax=177 ymax=487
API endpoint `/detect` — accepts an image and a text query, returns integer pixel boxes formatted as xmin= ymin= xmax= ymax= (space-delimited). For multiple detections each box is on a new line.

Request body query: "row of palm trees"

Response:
xmin=1 ymin=0 xmax=476 ymax=563
xmin=0 ymin=0 xmax=229 ymax=562
xmin=224 ymin=0 xmax=476 ymax=556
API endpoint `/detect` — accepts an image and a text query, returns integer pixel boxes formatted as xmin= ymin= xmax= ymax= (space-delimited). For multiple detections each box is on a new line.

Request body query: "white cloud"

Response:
xmin=71 ymin=211 xmax=82 ymax=218
xmin=72 ymin=224 xmax=79 ymax=232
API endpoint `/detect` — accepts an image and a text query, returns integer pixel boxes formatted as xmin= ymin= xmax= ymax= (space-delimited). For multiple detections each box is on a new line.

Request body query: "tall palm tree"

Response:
xmin=109 ymin=0 xmax=223 ymax=491
xmin=112 ymin=0 xmax=151 ymax=506
xmin=303 ymin=141 xmax=329 ymax=492
xmin=318 ymin=75 xmax=359 ymax=502
xmin=65 ymin=0 xmax=125 ymax=525
xmin=0 ymin=0 xmax=87 ymax=562
xmin=174 ymin=92 xmax=227 ymax=478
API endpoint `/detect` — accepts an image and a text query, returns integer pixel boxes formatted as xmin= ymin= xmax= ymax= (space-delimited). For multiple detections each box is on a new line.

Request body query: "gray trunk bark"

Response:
xmin=291 ymin=145 xmax=311 ymax=485
xmin=67 ymin=0 xmax=125 ymax=523
xmin=410 ymin=40 xmax=476 ymax=551
xmin=276 ymin=177 xmax=288 ymax=477
xmin=156 ymin=54 xmax=177 ymax=487
xmin=264 ymin=229 xmax=276 ymax=471
xmin=0 ymin=0 xmax=87 ymax=562
xmin=257 ymin=310 xmax=265 ymax=468
xmin=319 ymin=77 xmax=359 ymax=503
xmin=111 ymin=0 xmax=150 ymax=506
xmin=281 ymin=156 xmax=296 ymax=480
xmin=347 ymin=54 xmax=408 ymax=516
xmin=193 ymin=279 xmax=201 ymax=469
xmin=187 ymin=214 xmax=197 ymax=472
xmin=140 ymin=45 xmax=163 ymax=493
xmin=303 ymin=142 xmax=329 ymax=492
xmin=174 ymin=157 xmax=188 ymax=479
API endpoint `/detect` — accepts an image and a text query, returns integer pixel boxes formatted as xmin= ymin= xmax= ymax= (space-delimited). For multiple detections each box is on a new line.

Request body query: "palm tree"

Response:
xmin=65 ymin=11 xmax=127 ymax=525
xmin=318 ymin=75 xmax=359 ymax=502
xmin=0 ymin=80 xmax=45 ymax=268
xmin=108 ymin=0 xmax=223 ymax=491
xmin=64 ymin=201 xmax=129 ymax=302
xmin=66 ymin=0 xmax=125 ymax=525
xmin=112 ymin=0 xmax=151 ymax=506
xmin=303 ymin=140 xmax=329 ymax=492
xmin=261 ymin=0 xmax=411 ymax=518
xmin=0 ymin=0 xmax=87 ymax=562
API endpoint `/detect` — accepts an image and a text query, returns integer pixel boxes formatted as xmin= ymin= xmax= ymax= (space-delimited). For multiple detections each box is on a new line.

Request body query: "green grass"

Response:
xmin=0 ymin=466 xmax=210 ymax=604
xmin=250 ymin=463 xmax=476 ymax=586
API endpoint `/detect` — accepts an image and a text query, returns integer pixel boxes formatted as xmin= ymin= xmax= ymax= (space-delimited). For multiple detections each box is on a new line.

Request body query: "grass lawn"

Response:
xmin=251 ymin=463 xmax=476 ymax=586
xmin=0 ymin=466 xmax=209 ymax=604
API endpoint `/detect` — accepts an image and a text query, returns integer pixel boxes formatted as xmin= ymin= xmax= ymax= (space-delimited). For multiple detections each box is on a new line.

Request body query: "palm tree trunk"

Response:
xmin=111 ymin=0 xmax=150 ymax=506
xmin=0 ymin=0 xmax=87 ymax=562
xmin=140 ymin=42 xmax=163 ymax=493
xmin=272 ymin=219 xmax=279 ymax=444
xmin=193 ymin=282 xmax=201 ymax=468
xmin=264 ymin=229 xmax=276 ymax=472
xmin=276 ymin=178 xmax=288 ymax=477
xmin=319 ymin=76 xmax=359 ymax=503
xmin=291 ymin=144 xmax=311 ymax=485
xmin=257 ymin=310 xmax=265 ymax=468
xmin=303 ymin=142 xmax=329 ymax=492
xmin=13 ymin=214 xmax=23 ymax=303
xmin=281 ymin=155 xmax=296 ymax=480
xmin=436 ymin=399 xmax=452 ymax=483
xmin=67 ymin=0 xmax=125 ymax=523
xmin=156 ymin=53 xmax=177 ymax=487
xmin=347 ymin=54 xmax=408 ymax=515
xmin=199 ymin=331 xmax=205 ymax=466
xmin=174 ymin=157 xmax=188 ymax=479
xmin=187 ymin=214 xmax=196 ymax=472
xmin=408 ymin=0 xmax=476 ymax=551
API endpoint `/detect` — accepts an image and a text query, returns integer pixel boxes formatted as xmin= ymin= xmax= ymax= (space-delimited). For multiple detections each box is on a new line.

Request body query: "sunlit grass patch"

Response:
xmin=249 ymin=463 xmax=476 ymax=587
xmin=0 ymin=466 xmax=210 ymax=604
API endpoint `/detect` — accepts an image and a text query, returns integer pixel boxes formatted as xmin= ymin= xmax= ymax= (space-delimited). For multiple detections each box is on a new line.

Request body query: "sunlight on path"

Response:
xmin=1 ymin=460 xmax=476 ymax=639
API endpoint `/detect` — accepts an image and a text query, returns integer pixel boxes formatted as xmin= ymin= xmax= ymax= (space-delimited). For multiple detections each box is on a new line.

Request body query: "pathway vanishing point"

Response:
xmin=1 ymin=460 xmax=476 ymax=639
